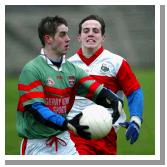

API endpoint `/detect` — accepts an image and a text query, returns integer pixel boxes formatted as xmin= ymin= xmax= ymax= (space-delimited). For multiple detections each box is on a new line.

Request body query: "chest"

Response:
xmin=75 ymin=59 xmax=116 ymax=77
xmin=41 ymin=66 xmax=76 ymax=90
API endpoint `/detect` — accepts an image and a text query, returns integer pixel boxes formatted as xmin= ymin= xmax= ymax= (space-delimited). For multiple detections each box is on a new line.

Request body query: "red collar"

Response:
xmin=76 ymin=47 xmax=104 ymax=66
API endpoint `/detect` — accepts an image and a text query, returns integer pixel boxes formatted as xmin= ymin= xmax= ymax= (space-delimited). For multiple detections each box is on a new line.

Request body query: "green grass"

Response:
xmin=117 ymin=69 xmax=155 ymax=155
xmin=5 ymin=69 xmax=155 ymax=155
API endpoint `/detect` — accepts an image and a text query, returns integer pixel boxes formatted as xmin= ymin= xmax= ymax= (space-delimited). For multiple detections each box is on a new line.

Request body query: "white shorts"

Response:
xmin=20 ymin=131 xmax=79 ymax=155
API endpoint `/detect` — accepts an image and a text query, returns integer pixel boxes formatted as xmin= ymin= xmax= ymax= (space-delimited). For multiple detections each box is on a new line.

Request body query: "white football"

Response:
xmin=80 ymin=105 xmax=113 ymax=139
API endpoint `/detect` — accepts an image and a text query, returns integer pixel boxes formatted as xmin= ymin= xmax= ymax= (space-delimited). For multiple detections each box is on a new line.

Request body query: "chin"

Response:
xmin=86 ymin=45 xmax=97 ymax=49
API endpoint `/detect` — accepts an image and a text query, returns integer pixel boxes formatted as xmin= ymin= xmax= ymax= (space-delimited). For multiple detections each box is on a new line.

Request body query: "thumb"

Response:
xmin=119 ymin=122 xmax=130 ymax=129
xmin=73 ymin=112 xmax=83 ymax=121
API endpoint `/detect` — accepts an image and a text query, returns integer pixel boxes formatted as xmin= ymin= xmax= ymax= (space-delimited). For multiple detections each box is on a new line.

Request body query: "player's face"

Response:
xmin=49 ymin=24 xmax=70 ymax=56
xmin=79 ymin=20 xmax=104 ymax=50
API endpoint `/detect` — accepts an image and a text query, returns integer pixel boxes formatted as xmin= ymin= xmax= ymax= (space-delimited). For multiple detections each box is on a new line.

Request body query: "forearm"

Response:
xmin=25 ymin=102 xmax=68 ymax=130
xmin=95 ymin=87 xmax=122 ymax=108
xmin=127 ymin=88 xmax=144 ymax=123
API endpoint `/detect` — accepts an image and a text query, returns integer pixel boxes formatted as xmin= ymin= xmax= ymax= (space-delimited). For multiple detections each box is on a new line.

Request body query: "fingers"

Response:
xmin=74 ymin=112 xmax=83 ymax=120
xmin=119 ymin=122 xmax=129 ymax=129
xmin=78 ymin=131 xmax=91 ymax=140
xmin=125 ymin=124 xmax=139 ymax=144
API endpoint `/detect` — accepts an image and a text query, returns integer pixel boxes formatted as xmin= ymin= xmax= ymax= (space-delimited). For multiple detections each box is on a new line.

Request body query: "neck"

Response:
xmin=43 ymin=47 xmax=62 ymax=62
xmin=82 ymin=46 xmax=101 ymax=58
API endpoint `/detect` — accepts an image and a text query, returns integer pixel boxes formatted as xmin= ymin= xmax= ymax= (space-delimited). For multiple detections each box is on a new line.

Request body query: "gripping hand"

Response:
xmin=112 ymin=99 xmax=123 ymax=124
xmin=119 ymin=117 xmax=141 ymax=144
xmin=67 ymin=113 xmax=91 ymax=139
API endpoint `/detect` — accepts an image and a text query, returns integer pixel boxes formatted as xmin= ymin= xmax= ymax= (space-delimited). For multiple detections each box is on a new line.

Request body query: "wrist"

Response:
xmin=130 ymin=116 xmax=142 ymax=127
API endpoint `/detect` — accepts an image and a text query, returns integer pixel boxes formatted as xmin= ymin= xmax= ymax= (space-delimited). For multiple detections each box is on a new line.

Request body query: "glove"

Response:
xmin=112 ymin=99 xmax=123 ymax=124
xmin=67 ymin=113 xmax=91 ymax=139
xmin=119 ymin=116 xmax=141 ymax=144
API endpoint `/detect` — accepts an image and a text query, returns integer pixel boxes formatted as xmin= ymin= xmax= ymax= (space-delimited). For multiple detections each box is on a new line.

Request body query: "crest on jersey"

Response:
xmin=101 ymin=63 xmax=110 ymax=72
xmin=68 ymin=76 xmax=75 ymax=87
xmin=47 ymin=77 xmax=55 ymax=87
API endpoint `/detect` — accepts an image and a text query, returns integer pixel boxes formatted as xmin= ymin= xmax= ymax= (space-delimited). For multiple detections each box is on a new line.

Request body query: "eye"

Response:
xmin=59 ymin=32 xmax=66 ymax=37
xmin=83 ymin=28 xmax=89 ymax=33
xmin=93 ymin=28 xmax=100 ymax=33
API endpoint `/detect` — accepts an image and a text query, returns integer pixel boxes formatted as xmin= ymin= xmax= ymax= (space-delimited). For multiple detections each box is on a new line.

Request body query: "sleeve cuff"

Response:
xmin=130 ymin=116 xmax=142 ymax=127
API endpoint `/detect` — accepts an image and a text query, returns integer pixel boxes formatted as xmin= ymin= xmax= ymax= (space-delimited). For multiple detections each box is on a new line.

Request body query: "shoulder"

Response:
xmin=97 ymin=49 xmax=126 ymax=74
xmin=21 ymin=55 xmax=43 ymax=73
xmin=102 ymin=49 xmax=124 ymax=64
xmin=66 ymin=59 xmax=83 ymax=71
xmin=68 ymin=53 xmax=80 ymax=63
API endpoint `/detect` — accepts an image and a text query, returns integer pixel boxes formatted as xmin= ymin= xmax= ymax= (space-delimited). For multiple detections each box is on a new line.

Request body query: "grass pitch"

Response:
xmin=5 ymin=69 xmax=155 ymax=155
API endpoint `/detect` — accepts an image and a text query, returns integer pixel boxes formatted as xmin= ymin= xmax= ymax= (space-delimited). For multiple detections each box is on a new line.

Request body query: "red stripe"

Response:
xmin=17 ymin=92 xmax=45 ymax=112
xmin=74 ymin=76 xmax=94 ymax=90
xmin=18 ymin=80 xmax=42 ymax=91
xmin=86 ymin=82 xmax=101 ymax=100
xmin=90 ymin=75 xmax=120 ymax=93
xmin=77 ymin=47 xmax=104 ymax=66
xmin=67 ymin=89 xmax=77 ymax=111
xmin=44 ymin=86 xmax=72 ymax=96
xmin=21 ymin=138 xmax=28 ymax=155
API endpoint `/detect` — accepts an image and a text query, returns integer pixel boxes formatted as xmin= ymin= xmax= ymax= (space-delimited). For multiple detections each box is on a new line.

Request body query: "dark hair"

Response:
xmin=78 ymin=15 xmax=105 ymax=35
xmin=38 ymin=16 xmax=68 ymax=46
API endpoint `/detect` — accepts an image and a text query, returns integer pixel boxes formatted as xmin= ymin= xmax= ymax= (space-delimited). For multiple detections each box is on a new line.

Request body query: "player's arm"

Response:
xmin=25 ymin=102 xmax=91 ymax=139
xmin=95 ymin=87 xmax=123 ymax=124
xmin=120 ymin=88 xmax=144 ymax=144
xmin=116 ymin=60 xmax=144 ymax=144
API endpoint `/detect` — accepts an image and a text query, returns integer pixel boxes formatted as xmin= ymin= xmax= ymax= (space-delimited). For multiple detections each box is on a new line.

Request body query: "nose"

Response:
xmin=87 ymin=30 xmax=94 ymax=36
xmin=66 ymin=34 xmax=70 ymax=42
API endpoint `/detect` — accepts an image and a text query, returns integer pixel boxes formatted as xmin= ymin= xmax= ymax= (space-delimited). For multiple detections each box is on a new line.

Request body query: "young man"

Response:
xmin=16 ymin=16 xmax=123 ymax=155
xmin=68 ymin=15 xmax=144 ymax=155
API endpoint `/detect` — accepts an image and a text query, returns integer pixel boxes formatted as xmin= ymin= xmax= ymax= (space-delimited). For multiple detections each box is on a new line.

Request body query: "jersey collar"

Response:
xmin=76 ymin=47 xmax=104 ymax=66
xmin=40 ymin=48 xmax=66 ymax=71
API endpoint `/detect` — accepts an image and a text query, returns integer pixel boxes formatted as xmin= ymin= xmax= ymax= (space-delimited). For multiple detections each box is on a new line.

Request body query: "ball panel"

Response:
xmin=80 ymin=105 xmax=113 ymax=139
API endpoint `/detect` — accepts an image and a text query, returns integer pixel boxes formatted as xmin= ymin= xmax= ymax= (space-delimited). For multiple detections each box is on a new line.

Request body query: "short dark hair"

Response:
xmin=38 ymin=16 xmax=68 ymax=46
xmin=78 ymin=15 xmax=105 ymax=35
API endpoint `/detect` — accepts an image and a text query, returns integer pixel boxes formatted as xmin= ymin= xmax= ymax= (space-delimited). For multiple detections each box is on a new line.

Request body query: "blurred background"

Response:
xmin=5 ymin=5 xmax=155 ymax=155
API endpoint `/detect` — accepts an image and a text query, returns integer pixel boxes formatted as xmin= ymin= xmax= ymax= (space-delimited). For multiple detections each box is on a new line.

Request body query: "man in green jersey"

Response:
xmin=17 ymin=16 xmax=123 ymax=155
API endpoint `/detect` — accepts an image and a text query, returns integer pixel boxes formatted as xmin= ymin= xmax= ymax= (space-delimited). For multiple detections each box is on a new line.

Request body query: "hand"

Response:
xmin=67 ymin=113 xmax=91 ymax=139
xmin=112 ymin=100 xmax=123 ymax=124
xmin=119 ymin=121 xmax=140 ymax=144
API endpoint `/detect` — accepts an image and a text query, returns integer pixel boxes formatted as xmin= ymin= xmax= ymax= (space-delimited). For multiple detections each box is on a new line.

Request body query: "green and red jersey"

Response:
xmin=17 ymin=54 xmax=103 ymax=139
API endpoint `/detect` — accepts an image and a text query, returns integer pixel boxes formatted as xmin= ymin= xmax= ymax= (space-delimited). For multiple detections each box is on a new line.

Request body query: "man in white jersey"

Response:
xmin=68 ymin=15 xmax=144 ymax=155
xmin=17 ymin=15 xmax=123 ymax=155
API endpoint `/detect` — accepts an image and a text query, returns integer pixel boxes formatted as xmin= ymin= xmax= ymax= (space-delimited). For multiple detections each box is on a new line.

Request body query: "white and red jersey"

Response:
xmin=67 ymin=47 xmax=140 ymax=129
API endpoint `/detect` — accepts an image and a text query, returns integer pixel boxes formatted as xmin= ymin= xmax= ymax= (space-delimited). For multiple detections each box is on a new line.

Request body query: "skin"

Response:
xmin=78 ymin=20 xmax=105 ymax=58
xmin=43 ymin=24 xmax=70 ymax=62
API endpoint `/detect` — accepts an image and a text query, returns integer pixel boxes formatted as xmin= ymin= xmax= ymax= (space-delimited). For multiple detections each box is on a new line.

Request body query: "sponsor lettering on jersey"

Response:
xmin=45 ymin=96 xmax=70 ymax=114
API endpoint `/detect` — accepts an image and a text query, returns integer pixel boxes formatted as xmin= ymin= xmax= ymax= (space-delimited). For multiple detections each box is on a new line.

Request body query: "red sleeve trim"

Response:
xmin=116 ymin=60 xmax=140 ymax=96
xmin=18 ymin=80 xmax=42 ymax=91
xmin=86 ymin=82 xmax=101 ymax=100
xmin=17 ymin=92 xmax=45 ymax=112
xmin=74 ymin=76 xmax=94 ymax=90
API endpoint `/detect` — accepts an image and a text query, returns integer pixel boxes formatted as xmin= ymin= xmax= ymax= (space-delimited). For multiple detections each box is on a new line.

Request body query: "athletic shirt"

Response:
xmin=67 ymin=47 xmax=140 ymax=128
xmin=16 ymin=53 xmax=103 ymax=139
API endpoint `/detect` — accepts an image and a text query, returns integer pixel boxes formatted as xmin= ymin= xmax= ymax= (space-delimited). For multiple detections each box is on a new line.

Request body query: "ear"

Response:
xmin=76 ymin=34 xmax=81 ymax=43
xmin=101 ymin=35 xmax=105 ymax=45
xmin=44 ymin=35 xmax=52 ymax=44
xmin=102 ymin=35 xmax=105 ymax=42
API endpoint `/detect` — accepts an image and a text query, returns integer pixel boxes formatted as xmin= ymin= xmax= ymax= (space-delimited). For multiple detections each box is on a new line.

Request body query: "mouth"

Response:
xmin=64 ymin=44 xmax=69 ymax=50
xmin=86 ymin=39 xmax=96 ymax=43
